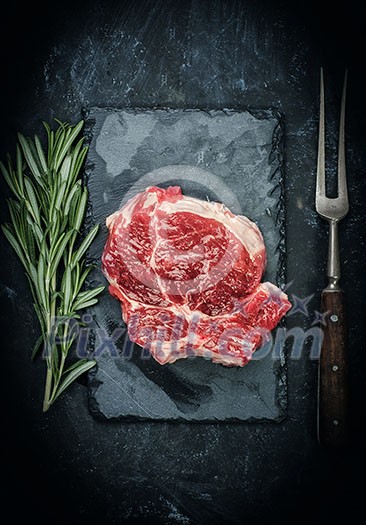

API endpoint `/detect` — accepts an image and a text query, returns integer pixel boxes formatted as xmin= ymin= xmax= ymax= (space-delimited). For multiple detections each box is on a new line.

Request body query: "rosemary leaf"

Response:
xmin=49 ymin=230 xmax=69 ymax=263
xmin=62 ymin=265 xmax=72 ymax=313
xmin=0 ymin=160 xmax=19 ymax=197
xmin=71 ymin=224 xmax=99 ymax=266
xmin=60 ymin=154 xmax=72 ymax=184
xmin=16 ymin=145 xmax=25 ymax=196
xmin=75 ymin=266 xmax=93 ymax=296
xmin=28 ymin=263 xmax=38 ymax=289
xmin=53 ymin=359 xmax=96 ymax=402
xmin=64 ymin=182 xmax=81 ymax=216
xmin=17 ymin=133 xmax=43 ymax=183
xmin=74 ymin=187 xmax=88 ymax=232
xmin=54 ymin=120 xmax=84 ymax=172
xmin=73 ymin=286 xmax=105 ymax=311
xmin=37 ymin=252 xmax=48 ymax=312
xmin=31 ymin=334 xmax=45 ymax=361
xmin=1 ymin=224 xmax=29 ymax=269
xmin=34 ymin=135 xmax=48 ymax=174
xmin=24 ymin=178 xmax=41 ymax=225
xmin=54 ymin=180 xmax=68 ymax=210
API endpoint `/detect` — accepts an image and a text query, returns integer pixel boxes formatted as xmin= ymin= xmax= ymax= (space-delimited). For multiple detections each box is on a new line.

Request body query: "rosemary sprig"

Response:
xmin=1 ymin=119 xmax=104 ymax=412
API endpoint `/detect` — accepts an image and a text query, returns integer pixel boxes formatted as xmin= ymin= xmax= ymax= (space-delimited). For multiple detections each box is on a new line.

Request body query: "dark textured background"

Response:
xmin=1 ymin=1 xmax=365 ymax=524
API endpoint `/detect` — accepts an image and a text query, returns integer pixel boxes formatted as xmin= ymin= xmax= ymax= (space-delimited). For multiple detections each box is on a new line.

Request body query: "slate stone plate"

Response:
xmin=84 ymin=108 xmax=287 ymax=422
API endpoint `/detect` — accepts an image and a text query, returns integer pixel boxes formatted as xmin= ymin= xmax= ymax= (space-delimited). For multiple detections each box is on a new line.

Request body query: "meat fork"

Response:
xmin=316 ymin=69 xmax=349 ymax=447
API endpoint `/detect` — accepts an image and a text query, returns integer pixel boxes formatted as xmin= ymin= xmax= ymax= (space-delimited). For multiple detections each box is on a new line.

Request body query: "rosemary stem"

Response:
xmin=43 ymin=367 xmax=52 ymax=412
xmin=49 ymin=330 xmax=68 ymax=403
xmin=43 ymin=268 xmax=57 ymax=410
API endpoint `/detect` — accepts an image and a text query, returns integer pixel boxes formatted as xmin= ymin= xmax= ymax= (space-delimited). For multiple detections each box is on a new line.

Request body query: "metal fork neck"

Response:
xmin=325 ymin=218 xmax=341 ymax=291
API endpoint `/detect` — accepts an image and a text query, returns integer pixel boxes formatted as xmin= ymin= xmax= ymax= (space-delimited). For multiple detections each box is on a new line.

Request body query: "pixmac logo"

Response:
xmin=43 ymin=293 xmax=324 ymax=363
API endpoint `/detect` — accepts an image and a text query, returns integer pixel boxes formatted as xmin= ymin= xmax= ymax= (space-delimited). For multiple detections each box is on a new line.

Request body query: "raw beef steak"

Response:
xmin=102 ymin=186 xmax=291 ymax=366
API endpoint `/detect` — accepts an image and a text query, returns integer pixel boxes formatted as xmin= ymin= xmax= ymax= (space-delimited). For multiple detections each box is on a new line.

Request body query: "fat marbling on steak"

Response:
xmin=102 ymin=186 xmax=291 ymax=366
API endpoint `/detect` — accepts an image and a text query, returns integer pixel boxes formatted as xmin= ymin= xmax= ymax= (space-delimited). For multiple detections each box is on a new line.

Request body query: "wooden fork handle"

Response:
xmin=317 ymin=290 xmax=348 ymax=447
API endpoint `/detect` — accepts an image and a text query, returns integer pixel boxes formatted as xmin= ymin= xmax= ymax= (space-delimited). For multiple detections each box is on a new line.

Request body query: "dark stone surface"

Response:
xmin=85 ymin=107 xmax=286 ymax=422
xmin=0 ymin=1 xmax=365 ymax=524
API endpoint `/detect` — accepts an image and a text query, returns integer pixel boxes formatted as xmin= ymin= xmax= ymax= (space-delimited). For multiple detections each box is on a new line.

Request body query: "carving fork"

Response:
xmin=316 ymin=69 xmax=349 ymax=447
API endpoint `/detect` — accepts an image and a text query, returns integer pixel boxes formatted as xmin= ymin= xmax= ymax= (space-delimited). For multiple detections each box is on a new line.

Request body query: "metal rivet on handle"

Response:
xmin=332 ymin=365 xmax=339 ymax=372
xmin=330 ymin=314 xmax=338 ymax=323
xmin=333 ymin=420 xmax=339 ymax=426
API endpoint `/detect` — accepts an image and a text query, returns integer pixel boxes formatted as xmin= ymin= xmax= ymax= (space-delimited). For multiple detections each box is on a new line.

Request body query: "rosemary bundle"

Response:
xmin=1 ymin=120 xmax=104 ymax=411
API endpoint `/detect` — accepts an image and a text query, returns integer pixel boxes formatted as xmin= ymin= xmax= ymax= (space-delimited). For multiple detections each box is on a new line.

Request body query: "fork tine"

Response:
xmin=316 ymin=67 xmax=326 ymax=204
xmin=337 ymin=70 xmax=348 ymax=200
